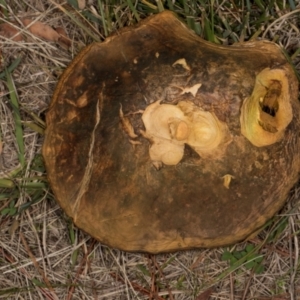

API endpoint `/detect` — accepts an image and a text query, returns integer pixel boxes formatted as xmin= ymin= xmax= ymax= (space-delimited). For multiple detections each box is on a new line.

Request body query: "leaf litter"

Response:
xmin=0 ymin=0 xmax=299 ymax=299
xmin=0 ymin=18 xmax=71 ymax=49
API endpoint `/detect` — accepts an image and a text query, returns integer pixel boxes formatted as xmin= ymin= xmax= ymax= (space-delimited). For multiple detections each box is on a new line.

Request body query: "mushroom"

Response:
xmin=43 ymin=11 xmax=300 ymax=253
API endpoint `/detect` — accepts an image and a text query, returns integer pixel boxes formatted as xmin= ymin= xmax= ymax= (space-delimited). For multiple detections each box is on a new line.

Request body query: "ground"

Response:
xmin=0 ymin=0 xmax=300 ymax=299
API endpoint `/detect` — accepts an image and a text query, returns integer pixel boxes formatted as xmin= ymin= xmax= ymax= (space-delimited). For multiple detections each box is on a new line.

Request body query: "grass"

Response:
xmin=0 ymin=0 xmax=300 ymax=299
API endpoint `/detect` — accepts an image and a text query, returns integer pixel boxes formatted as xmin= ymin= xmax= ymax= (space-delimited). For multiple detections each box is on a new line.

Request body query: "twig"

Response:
xmin=262 ymin=9 xmax=300 ymax=38
xmin=110 ymin=272 xmax=166 ymax=299
xmin=19 ymin=232 xmax=58 ymax=300
xmin=67 ymin=239 xmax=96 ymax=300
xmin=151 ymin=255 xmax=174 ymax=300
xmin=147 ymin=255 xmax=158 ymax=299
xmin=241 ymin=271 xmax=253 ymax=300
xmin=230 ymin=272 xmax=234 ymax=300
xmin=288 ymin=213 xmax=298 ymax=300
xmin=250 ymin=237 xmax=295 ymax=259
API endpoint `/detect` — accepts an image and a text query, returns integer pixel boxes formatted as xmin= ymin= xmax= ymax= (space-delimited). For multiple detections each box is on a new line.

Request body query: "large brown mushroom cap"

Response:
xmin=43 ymin=11 xmax=300 ymax=253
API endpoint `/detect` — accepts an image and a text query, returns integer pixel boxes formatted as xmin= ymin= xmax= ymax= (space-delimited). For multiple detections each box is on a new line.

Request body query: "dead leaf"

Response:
xmin=195 ymin=287 xmax=214 ymax=300
xmin=56 ymin=26 xmax=72 ymax=49
xmin=0 ymin=140 xmax=3 ymax=169
xmin=0 ymin=22 xmax=23 ymax=41
xmin=77 ymin=0 xmax=86 ymax=10
xmin=189 ymin=252 xmax=206 ymax=269
xmin=21 ymin=18 xmax=60 ymax=42
xmin=9 ymin=219 xmax=19 ymax=238
xmin=0 ymin=19 xmax=70 ymax=48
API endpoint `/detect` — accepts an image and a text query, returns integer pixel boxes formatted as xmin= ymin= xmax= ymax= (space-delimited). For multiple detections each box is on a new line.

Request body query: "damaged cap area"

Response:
xmin=141 ymin=100 xmax=231 ymax=167
xmin=240 ymin=67 xmax=293 ymax=147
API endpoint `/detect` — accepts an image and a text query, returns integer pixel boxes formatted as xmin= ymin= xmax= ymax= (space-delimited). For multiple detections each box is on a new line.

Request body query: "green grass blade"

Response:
xmin=254 ymin=0 xmax=264 ymax=10
xmin=210 ymin=0 xmax=215 ymax=38
xmin=141 ymin=0 xmax=157 ymax=10
xmin=194 ymin=21 xmax=201 ymax=35
xmin=288 ymin=0 xmax=296 ymax=10
xmin=21 ymin=107 xmax=46 ymax=128
xmin=98 ymin=0 xmax=108 ymax=37
xmin=167 ymin=0 xmax=174 ymax=10
xmin=67 ymin=0 xmax=79 ymax=9
xmin=5 ymin=70 xmax=25 ymax=168
xmin=291 ymin=47 xmax=300 ymax=60
xmin=0 ymin=0 xmax=9 ymax=18
xmin=23 ymin=122 xmax=45 ymax=135
xmin=156 ymin=0 xmax=164 ymax=12
xmin=127 ymin=0 xmax=140 ymax=22
xmin=281 ymin=48 xmax=300 ymax=81
xmin=250 ymin=28 xmax=263 ymax=40
xmin=50 ymin=0 xmax=100 ymax=41
xmin=0 ymin=57 xmax=22 ymax=79
xmin=204 ymin=17 xmax=219 ymax=44
xmin=22 ymin=182 xmax=47 ymax=188
xmin=0 ymin=178 xmax=15 ymax=188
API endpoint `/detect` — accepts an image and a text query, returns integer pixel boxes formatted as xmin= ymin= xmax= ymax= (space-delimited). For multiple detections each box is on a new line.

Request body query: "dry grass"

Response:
xmin=0 ymin=0 xmax=300 ymax=299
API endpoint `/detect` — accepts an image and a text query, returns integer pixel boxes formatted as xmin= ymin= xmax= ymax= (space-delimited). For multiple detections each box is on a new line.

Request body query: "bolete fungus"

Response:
xmin=43 ymin=11 xmax=300 ymax=253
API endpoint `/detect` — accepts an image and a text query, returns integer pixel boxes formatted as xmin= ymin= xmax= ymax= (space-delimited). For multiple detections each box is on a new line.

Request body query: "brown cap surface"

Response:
xmin=43 ymin=11 xmax=300 ymax=253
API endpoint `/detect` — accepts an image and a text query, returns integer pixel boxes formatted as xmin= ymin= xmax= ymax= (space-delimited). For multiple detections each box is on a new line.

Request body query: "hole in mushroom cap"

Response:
xmin=187 ymin=109 xmax=230 ymax=157
xmin=142 ymin=100 xmax=231 ymax=166
xmin=240 ymin=68 xmax=292 ymax=147
xmin=168 ymin=118 xmax=189 ymax=141
xmin=259 ymin=80 xmax=281 ymax=117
